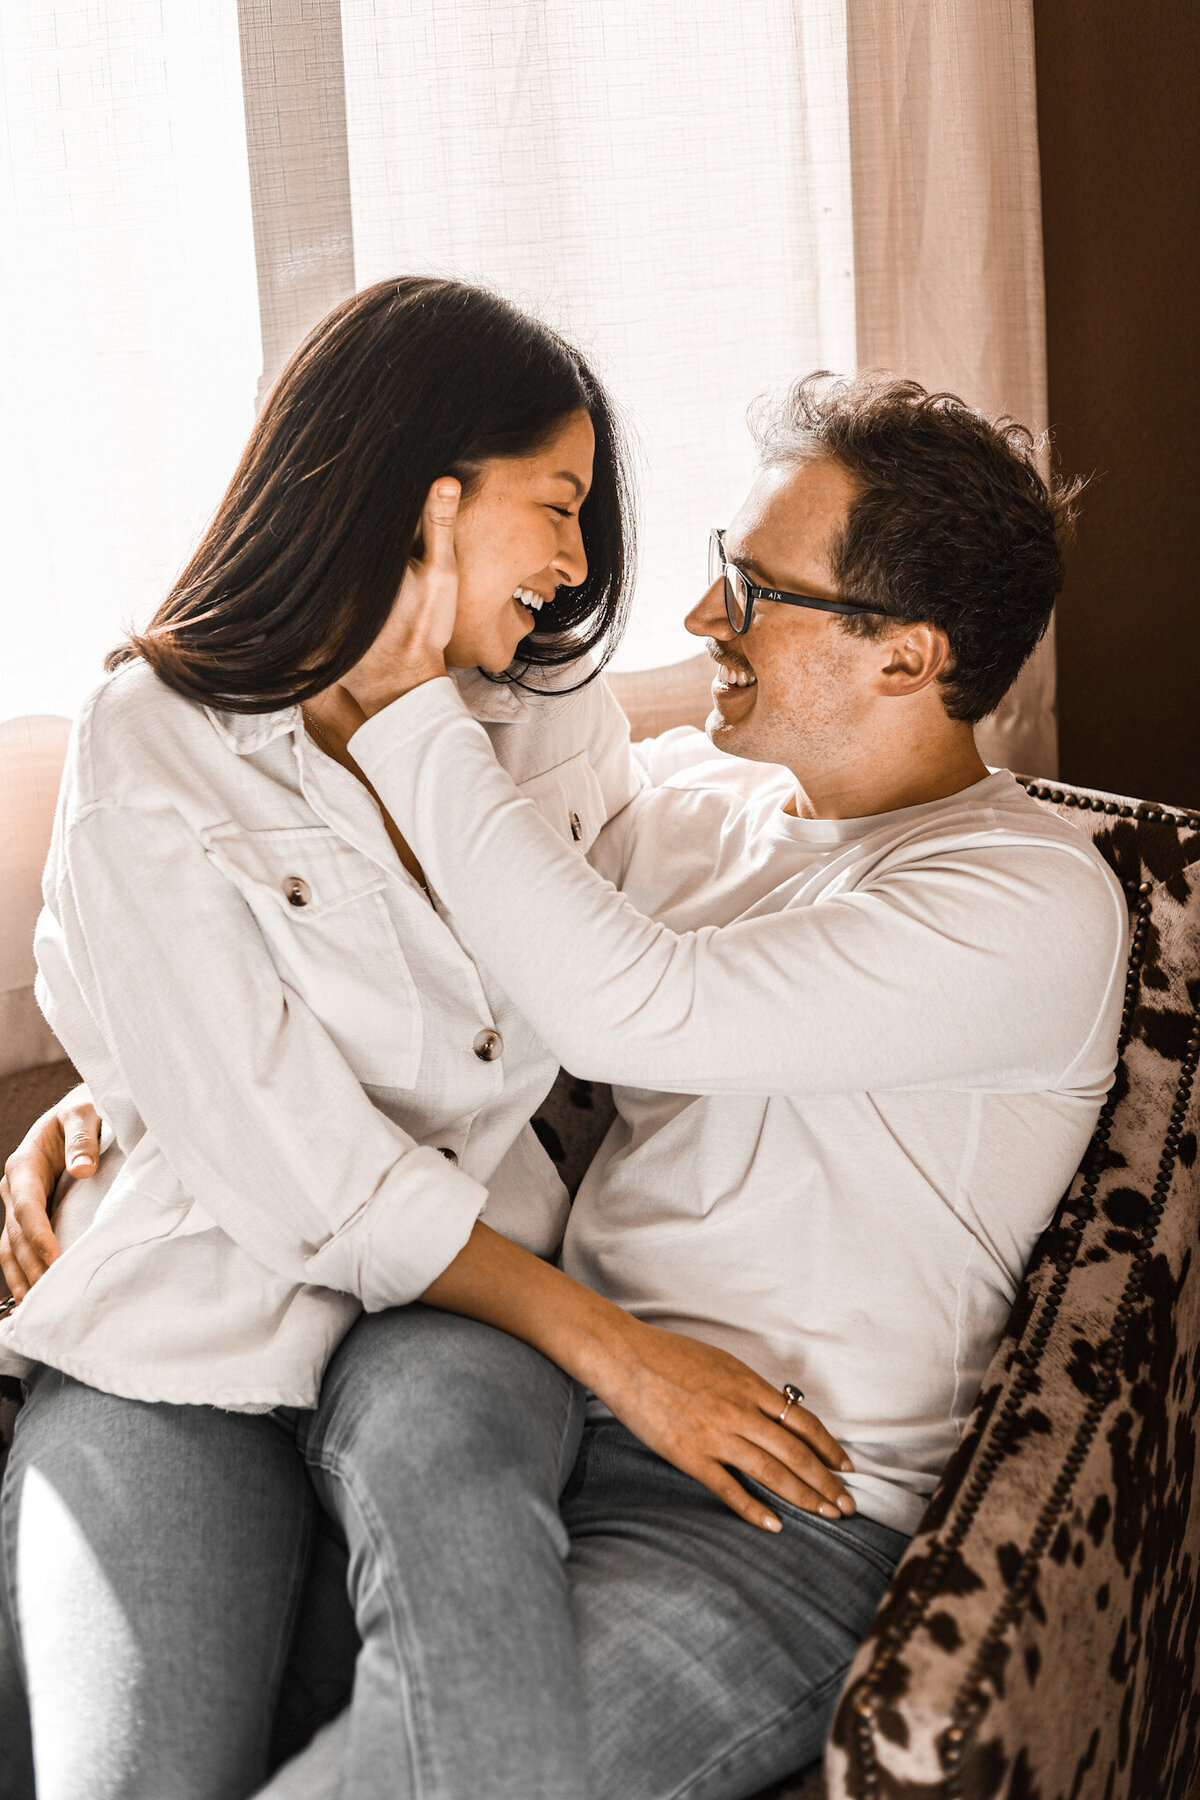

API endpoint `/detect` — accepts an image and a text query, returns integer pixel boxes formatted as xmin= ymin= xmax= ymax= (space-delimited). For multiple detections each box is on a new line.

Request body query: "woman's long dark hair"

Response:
xmin=108 ymin=277 xmax=635 ymax=711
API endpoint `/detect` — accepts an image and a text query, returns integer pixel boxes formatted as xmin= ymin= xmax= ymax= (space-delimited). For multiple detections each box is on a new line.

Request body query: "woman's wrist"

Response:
xmin=555 ymin=1292 xmax=653 ymax=1403
xmin=344 ymin=659 xmax=447 ymax=720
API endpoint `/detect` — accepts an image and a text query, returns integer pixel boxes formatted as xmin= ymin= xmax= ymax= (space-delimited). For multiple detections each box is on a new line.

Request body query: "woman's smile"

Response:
xmin=510 ymin=585 xmax=553 ymax=631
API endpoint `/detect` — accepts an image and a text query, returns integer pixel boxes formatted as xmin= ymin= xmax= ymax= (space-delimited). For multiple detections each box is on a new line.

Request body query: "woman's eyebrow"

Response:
xmin=551 ymin=471 xmax=586 ymax=496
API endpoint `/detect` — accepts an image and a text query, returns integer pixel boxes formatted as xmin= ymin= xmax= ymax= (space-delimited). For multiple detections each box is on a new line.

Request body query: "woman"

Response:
xmin=0 ymin=277 xmax=852 ymax=1800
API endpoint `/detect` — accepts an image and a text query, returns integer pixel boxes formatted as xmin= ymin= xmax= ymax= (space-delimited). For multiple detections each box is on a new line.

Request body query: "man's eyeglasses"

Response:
xmin=709 ymin=529 xmax=891 ymax=636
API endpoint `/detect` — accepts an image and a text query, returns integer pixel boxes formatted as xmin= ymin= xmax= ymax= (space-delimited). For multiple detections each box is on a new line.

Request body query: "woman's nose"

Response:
xmin=685 ymin=577 xmax=732 ymax=640
xmin=552 ymin=518 xmax=588 ymax=589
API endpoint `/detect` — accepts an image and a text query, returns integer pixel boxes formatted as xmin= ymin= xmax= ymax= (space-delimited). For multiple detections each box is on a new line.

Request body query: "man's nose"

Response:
xmin=686 ymin=577 xmax=733 ymax=640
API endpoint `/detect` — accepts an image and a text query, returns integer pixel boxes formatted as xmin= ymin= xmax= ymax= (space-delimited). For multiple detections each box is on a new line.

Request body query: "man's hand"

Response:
xmin=0 ymin=1085 xmax=101 ymax=1298
xmin=338 ymin=477 xmax=462 ymax=719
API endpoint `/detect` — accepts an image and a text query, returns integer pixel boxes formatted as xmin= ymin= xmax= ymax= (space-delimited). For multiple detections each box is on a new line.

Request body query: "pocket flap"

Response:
xmin=204 ymin=826 xmax=386 ymax=918
xmin=517 ymin=751 xmax=608 ymax=853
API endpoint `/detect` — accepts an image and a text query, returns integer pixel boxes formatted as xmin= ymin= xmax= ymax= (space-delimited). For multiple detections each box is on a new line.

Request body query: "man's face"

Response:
xmin=685 ymin=455 xmax=889 ymax=777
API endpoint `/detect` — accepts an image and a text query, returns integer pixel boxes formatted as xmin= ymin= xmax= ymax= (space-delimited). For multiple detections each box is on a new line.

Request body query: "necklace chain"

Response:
xmin=301 ymin=705 xmax=339 ymax=758
xmin=301 ymin=705 xmax=430 ymax=895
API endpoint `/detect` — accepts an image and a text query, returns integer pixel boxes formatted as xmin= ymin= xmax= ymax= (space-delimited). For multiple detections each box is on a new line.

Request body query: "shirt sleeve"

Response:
xmin=350 ymin=678 xmax=1126 ymax=1099
xmin=36 ymin=796 xmax=488 ymax=1309
xmin=632 ymin=725 xmax=730 ymax=785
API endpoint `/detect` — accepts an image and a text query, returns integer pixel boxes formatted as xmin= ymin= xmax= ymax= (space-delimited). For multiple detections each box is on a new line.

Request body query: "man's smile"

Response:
xmin=709 ymin=642 xmax=758 ymax=696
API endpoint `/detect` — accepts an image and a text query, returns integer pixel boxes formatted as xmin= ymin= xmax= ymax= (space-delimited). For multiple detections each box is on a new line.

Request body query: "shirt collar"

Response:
xmin=204 ymin=665 xmax=530 ymax=755
xmin=449 ymin=665 xmax=530 ymax=723
xmin=204 ymin=705 xmax=298 ymax=755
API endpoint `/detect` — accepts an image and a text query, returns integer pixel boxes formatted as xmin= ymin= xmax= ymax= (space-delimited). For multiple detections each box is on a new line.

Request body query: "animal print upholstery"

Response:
xmin=532 ymin=778 xmax=1200 ymax=1800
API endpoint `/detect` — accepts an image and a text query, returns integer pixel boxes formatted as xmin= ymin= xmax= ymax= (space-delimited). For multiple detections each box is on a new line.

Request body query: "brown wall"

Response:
xmin=1034 ymin=1 xmax=1199 ymax=807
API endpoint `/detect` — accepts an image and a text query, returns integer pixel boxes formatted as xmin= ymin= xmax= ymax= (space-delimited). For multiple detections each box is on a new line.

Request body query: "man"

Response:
xmin=1 ymin=374 xmax=1126 ymax=1800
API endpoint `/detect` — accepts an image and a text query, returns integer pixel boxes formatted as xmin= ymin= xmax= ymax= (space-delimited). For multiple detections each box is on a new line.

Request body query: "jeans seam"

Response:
xmin=843 ymin=1543 xmax=902 ymax=1583
xmin=739 ymin=1480 xmax=905 ymax=1583
xmin=0 ymin=1444 xmax=25 ymax=1690
xmin=260 ymin=1498 xmax=318 ymax=1740
xmin=661 ymin=1659 xmax=846 ymax=1800
xmin=554 ymin=1375 xmax=585 ymax=1491
xmin=306 ymin=1446 xmax=432 ymax=1800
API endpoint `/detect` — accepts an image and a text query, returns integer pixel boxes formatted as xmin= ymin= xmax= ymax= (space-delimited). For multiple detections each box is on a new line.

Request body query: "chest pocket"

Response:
xmin=203 ymin=826 xmax=423 ymax=1090
xmin=516 ymin=750 xmax=608 ymax=855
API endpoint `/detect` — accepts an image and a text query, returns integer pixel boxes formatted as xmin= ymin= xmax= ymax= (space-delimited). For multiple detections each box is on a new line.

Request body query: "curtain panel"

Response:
xmin=847 ymin=0 xmax=1055 ymax=773
xmin=1 ymin=0 xmax=1053 ymax=771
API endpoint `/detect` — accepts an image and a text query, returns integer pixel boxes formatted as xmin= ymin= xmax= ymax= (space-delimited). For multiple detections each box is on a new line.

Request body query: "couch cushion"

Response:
xmin=0 ymin=716 xmax=72 ymax=1079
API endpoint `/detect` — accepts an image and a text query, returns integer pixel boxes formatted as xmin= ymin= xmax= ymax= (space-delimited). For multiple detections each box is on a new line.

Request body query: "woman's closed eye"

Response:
xmin=547 ymin=505 xmax=577 ymax=519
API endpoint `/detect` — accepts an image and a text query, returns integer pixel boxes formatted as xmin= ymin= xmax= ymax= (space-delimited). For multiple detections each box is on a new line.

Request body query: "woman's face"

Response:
xmin=444 ymin=408 xmax=595 ymax=672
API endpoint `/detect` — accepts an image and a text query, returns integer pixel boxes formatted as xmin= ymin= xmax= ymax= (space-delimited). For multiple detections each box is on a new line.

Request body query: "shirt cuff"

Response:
xmin=304 ymin=1145 xmax=488 ymax=1310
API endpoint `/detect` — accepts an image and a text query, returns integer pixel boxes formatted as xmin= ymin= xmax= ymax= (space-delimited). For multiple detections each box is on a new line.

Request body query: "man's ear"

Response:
xmin=878 ymin=623 xmax=951 ymax=697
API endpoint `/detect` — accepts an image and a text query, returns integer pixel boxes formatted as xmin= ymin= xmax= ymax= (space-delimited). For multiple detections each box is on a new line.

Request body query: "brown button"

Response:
xmin=283 ymin=876 xmax=311 ymax=908
xmin=472 ymin=1029 xmax=503 ymax=1062
xmin=437 ymin=1146 xmax=459 ymax=1165
xmin=569 ymin=811 xmax=582 ymax=842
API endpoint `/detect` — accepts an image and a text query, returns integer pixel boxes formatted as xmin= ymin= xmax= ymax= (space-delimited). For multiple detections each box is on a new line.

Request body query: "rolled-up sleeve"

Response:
xmin=37 ymin=798 xmax=487 ymax=1308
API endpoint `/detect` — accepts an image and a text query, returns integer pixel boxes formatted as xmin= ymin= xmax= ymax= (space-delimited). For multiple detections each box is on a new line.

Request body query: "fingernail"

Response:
xmin=819 ymin=1503 xmax=840 ymax=1520
xmin=435 ymin=481 xmax=458 ymax=501
xmin=838 ymin=1495 xmax=856 ymax=1515
xmin=841 ymin=1459 xmax=855 ymax=1473
xmin=69 ymin=1154 xmax=92 ymax=1172
xmin=763 ymin=1514 xmax=782 ymax=1533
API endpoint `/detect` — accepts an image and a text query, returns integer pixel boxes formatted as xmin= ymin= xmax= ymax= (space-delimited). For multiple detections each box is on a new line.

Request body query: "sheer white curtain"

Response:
xmin=341 ymin=0 xmax=856 ymax=674
xmin=0 ymin=0 xmax=1053 ymax=768
xmin=0 ymin=0 xmax=260 ymax=724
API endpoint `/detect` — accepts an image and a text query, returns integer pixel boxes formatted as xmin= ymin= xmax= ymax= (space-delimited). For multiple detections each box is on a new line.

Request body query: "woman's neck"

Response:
xmin=301 ymin=694 xmax=429 ymax=893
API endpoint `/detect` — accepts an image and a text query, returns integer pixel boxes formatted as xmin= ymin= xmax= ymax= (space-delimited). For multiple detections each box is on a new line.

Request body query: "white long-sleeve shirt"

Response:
xmin=0 ymin=658 xmax=641 ymax=1408
xmin=352 ymin=679 xmax=1128 ymax=1533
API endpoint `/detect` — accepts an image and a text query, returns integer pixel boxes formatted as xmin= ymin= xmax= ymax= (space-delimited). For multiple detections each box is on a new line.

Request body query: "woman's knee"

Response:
xmin=306 ymin=1308 xmax=584 ymax=1533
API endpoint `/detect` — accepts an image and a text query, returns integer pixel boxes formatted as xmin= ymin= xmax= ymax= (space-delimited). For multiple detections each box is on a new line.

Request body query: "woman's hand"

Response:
xmin=0 ymin=1085 xmax=101 ymax=1298
xmin=596 ymin=1316 xmax=856 ymax=1532
xmin=338 ymin=477 xmax=462 ymax=719
xmin=422 ymin=1220 xmax=854 ymax=1536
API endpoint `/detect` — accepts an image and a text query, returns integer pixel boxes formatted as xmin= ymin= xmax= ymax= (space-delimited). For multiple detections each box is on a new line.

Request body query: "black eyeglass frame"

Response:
xmin=709 ymin=528 xmax=891 ymax=635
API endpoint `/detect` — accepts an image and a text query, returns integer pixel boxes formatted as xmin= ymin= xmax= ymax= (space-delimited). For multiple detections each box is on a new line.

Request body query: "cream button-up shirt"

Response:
xmin=0 ymin=657 xmax=641 ymax=1409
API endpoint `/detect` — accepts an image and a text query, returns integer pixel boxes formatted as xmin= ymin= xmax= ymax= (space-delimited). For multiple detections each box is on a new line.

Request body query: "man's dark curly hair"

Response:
xmin=748 ymin=372 xmax=1085 ymax=723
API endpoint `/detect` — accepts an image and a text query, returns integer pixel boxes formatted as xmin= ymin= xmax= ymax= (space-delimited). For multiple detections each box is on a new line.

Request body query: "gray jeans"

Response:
xmin=2 ymin=1308 xmax=906 ymax=1800
xmin=1 ymin=1363 xmax=317 ymax=1800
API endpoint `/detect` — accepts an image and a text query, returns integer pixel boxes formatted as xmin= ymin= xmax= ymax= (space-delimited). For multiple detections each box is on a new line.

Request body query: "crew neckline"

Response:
xmin=762 ymin=768 xmax=1014 ymax=846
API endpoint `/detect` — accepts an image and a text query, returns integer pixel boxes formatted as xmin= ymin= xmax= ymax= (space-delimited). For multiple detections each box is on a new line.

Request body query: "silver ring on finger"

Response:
xmin=778 ymin=1382 xmax=805 ymax=1425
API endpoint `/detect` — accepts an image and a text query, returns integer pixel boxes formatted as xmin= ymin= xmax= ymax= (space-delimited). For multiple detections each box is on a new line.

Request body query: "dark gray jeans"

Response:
xmin=2 ymin=1308 xmax=906 ymax=1800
